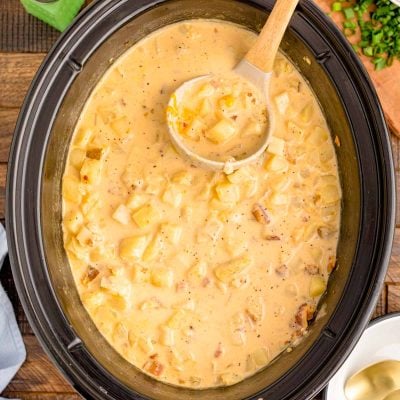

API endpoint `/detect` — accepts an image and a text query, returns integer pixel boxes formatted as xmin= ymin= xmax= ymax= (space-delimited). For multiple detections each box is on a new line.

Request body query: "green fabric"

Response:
xmin=20 ymin=0 xmax=85 ymax=32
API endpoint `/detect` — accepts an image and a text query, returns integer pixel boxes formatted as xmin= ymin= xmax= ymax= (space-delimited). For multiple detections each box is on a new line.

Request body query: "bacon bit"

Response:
xmin=246 ymin=309 xmax=259 ymax=323
xmin=304 ymin=264 xmax=319 ymax=275
xmin=231 ymin=115 xmax=238 ymax=121
xmin=86 ymin=148 xmax=102 ymax=160
xmin=82 ymin=175 xmax=89 ymax=183
xmin=202 ymin=277 xmax=211 ymax=287
xmin=149 ymin=353 xmax=158 ymax=360
xmin=252 ymin=203 xmax=270 ymax=224
xmin=82 ymin=266 xmax=99 ymax=285
xmin=327 ymin=256 xmax=337 ymax=274
xmin=313 ymin=194 xmax=321 ymax=204
xmin=176 ymin=280 xmax=188 ymax=292
xmin=214 ymin=343 xmax=223 ymax=358
xmin=285 ymin=153 xmax=296 ymax=165
xmin=275 ymin=265 xmax=288 ymax=278
xmin=265 ymin=235 xmax=280 ymax=241
xmin=210 ymin=80 xmax=220 ymax=88
xmin=144 ymin=360 xmax=164 ymax=376
xmin=334 ymin=135 xmax=341 ymax=147
xmin=297 ymin=82 xmax=302 ymax=93
xmin=295 ymin=303 xmax=315 ymax=329
xmin=317 ymin=226 xmax=336 ymax=239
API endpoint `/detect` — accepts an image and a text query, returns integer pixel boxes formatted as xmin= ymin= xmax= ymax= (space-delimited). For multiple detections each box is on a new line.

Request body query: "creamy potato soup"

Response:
xmin=62 ymin=20 xmax=341 ymax=389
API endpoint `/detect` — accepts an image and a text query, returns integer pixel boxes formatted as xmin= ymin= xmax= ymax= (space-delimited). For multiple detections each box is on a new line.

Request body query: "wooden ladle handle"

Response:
xmin=244 ymin=0 xmax=299 ymax=73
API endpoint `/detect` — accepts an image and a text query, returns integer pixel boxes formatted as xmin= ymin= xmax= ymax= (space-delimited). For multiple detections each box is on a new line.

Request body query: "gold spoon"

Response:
xmin=345 ymin=360 xmax=400 ymax=400
xmin=166 ymin=0 xmax=299 ymax=172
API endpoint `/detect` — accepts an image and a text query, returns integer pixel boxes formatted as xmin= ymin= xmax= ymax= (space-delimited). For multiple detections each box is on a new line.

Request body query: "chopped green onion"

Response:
xmin=330 ymin=0 xmax=400 ymax=71
xmin=373 ymin=57 xmax=386 ymax=70
xmin=344 ymin=21 xmax=357 ymax=29
xmin=332 ymin=2 xmax=342 ymax=11
xmin=343 ymin=7 xmax=355 ymax=19
xmin=363 ymin=46 xmax=374 ymax=56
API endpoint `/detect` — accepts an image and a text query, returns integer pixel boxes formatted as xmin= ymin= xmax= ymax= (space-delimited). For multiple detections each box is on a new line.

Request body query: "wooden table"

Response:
xmin=0 ymin=1 xmax=399 ymax=399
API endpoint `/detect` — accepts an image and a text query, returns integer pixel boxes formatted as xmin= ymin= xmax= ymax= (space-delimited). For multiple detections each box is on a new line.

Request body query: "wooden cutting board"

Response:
xmin=314 ymin=0 xmax=400 ymax=136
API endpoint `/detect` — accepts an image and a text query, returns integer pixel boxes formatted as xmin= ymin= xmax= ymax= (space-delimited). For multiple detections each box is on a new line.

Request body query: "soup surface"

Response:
xmin=62 ymin=20 xmax=341 ymax=389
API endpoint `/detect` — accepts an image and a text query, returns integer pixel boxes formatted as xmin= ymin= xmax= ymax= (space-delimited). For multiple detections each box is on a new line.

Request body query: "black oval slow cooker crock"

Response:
xmin=6 ymin=0 xmax=395 ymax=399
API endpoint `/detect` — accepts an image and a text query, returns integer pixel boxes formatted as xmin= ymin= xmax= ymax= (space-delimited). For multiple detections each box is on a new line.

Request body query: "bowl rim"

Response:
xmin=322 ymin=312 xmax=400 ymax=399
xmin=6 ymin=0 xmax=396 ymax=399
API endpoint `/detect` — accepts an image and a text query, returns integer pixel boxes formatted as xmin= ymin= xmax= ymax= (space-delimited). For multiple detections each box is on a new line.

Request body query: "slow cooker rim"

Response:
xmin=6 ymin=0 xmax=395 ymax=399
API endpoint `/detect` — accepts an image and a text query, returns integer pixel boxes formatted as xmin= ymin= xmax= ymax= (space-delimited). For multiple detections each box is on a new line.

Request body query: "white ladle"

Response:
xmin=167 ymin=0 xmax=299 ymax=171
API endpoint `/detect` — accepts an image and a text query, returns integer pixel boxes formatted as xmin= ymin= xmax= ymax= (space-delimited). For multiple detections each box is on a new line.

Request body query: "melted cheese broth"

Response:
xmin=62 ymin=20 xmax=341 ymax=389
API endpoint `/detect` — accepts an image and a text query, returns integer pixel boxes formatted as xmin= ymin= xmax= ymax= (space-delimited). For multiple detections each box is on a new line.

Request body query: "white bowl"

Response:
xmin=324 ymin=313 xmax=400 ymax=400
xmin=390 ymin=0 xmax=400 ymax=6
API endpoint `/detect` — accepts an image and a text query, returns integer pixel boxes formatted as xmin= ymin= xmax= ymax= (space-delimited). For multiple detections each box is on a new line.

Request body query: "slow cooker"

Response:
xmin=6 ymin=0 xmax=395 ymax=399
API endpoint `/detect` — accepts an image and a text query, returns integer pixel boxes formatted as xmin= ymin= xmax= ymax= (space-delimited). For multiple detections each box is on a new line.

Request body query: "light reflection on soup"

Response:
xmin=62 ymin=20 xmax=341 ymax=389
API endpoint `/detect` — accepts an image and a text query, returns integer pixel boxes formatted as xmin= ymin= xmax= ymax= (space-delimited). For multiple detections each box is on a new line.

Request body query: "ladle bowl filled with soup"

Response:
xmin=7 ymin=1 xmax=395 ymax=400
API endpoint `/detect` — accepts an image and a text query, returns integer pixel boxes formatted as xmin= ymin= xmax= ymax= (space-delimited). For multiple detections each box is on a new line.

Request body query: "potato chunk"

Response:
xmin=310 ymin=276 xmax=326 ymax=297
xmin=172 ymin=171 xmax=193 ymax=186
xmin=159 ymin=326 xmax=175 ymax=346
xmin=162 ymin=186 xmax=183 ymax=207
xmin=187 ymin=261 xmax=207 ymax=284
xmin=319 ymin=185 xmax=341 ymax=205
xmin=264 ymin=155 xmax=288 ymax=172
xmin=63 ymin=176 xmax=82 ymax=204
xmin=246 ymin=296 xmax=265 ymax=322
xmin=74 ymin=128 xmax=93 ymax=147
xmin=274 ymin=92 xmax=289 ymax=114
xmin=267 ymin=137 xmax=285 ymax=156
xmin=226 ymin=167 xmax=251 ymax=184
xmin=80 ymin=158 xmax=102 ymax=185
xmin=205 ymin=119 xmax=237 ymax=143
xmin=215 ymin=182 xmax=240 ymax=203
xmin=126 ymin=193 xmax=147 ymax=210
xmin=151 ymin=268 xmax=174 ymax=288
xmin=214 ymin=256 xmax=252 ymax=283
xmin=120 ymin=236 xmax=148 ymax=261
xmin=69 ymin=148 xmax=86 ymax=170
xmin=167 ymin=309 xmax=194 ymax=329
xmin=249 ymin=347 xmax=269 ymax=367
xmin=132 ymin=204 xmax=159 ymax=228
xmin=161 ymin=224 xmax=182 ymax=245
xmin=112 ymin=204 xmax=131 ymax=225
xmin=64 ymin=210 xmax=83 ymax=234
xmin=143 ymin=234 xmax=164 ymax=261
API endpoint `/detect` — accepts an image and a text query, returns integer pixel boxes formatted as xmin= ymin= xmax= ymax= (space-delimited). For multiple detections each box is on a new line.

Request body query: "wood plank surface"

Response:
xmin=4 ymin=337 xmax=80 ymax=399
xmin=0 ymin=163 xmax=7 ymax=220
xmin=0 ymin=0 xmax=62 ymax=53
xmin=388 ymin=285 xmax=400 ymax=313
xmin=315 ymin=0 xmax=400 ymax=137
xmin=0 ymin=107 xmax=17 ymax=162
xmin=0 ymin=0 xmax=399 ymax=399
xmin=0 ymin=53 xmax=45 ymax=109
